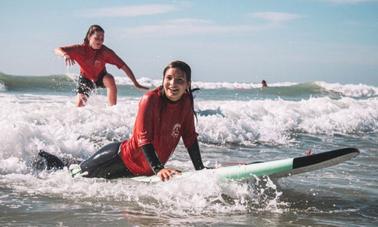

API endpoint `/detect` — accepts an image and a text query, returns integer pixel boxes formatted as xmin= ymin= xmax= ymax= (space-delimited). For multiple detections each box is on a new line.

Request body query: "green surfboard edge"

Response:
xmin=131 ymin=158 xmax=294 ymax=183
xmin=214 ymin=158 xmax=294 ymax=181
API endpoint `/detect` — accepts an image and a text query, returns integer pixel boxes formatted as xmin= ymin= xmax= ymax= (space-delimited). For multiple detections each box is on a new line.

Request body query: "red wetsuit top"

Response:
xmin=61 ymin=44 xmax=126 ymax=81
xmin=120 ymin=87 xmax=198 ymax=176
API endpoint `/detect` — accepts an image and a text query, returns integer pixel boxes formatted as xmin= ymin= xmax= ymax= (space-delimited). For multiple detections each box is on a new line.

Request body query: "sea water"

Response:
xmin=0 ymin=73 xmax=377 ymax=226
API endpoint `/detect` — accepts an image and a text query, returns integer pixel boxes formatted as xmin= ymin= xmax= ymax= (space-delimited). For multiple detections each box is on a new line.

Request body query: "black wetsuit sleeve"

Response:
xmin=141 ymin=143 xmax=164 ymax=174
xmin=187 ymin=139 xmax=205 ymax=170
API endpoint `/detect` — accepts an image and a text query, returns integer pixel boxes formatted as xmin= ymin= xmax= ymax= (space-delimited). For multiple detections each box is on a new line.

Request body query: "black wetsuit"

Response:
xmin=36 ymin=141 xmax=204 ymax=179
xmin=76 ymin=69 xmax=108 ymax=97
xmin=36 ymin=142 xmax=133 ymax=179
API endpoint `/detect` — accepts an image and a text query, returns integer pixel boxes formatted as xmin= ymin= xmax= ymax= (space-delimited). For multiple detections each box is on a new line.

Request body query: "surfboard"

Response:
xmin=131 ymin=147 xmax=359 ymax=183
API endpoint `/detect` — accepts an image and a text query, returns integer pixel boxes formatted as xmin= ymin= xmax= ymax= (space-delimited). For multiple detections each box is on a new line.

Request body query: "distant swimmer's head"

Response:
xmin=261 ymin=80 xmax=268 ymax=88
xmin=84 ymin=24 xmax=105 ymax=50
xmin=162 ymin=61 xmax=191 ymax=102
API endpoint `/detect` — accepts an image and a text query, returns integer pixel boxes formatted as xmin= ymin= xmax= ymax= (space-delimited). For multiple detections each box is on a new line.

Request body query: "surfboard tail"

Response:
xmin=215 ymin=148 xmax=360 ymax=180
xmin=271 ymin=147 xmax=360 ymax=178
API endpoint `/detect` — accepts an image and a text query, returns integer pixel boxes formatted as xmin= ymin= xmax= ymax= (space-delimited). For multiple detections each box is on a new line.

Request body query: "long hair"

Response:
xmin=162 ymin=60 xmax=198 ymax=119
xmin=83 ymin=25 xmax=104 ymax=45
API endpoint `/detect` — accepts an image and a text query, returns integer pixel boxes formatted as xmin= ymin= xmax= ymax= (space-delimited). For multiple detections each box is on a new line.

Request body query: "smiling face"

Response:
xmin=88 ymin=31 xmax=104 ymax=49
xmin=163 ymin=68 xmax=190 ymax=102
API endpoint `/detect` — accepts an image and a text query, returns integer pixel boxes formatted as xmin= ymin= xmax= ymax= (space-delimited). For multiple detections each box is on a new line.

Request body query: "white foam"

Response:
xmin=1 ymin=93 xmax=377 ymax=161
xmin=0 ymin=94 xmax=137 ymax=165
xmin=0 ymin=91 xmax=373 ymax=216
xmin=115 ymin=76 xmax=160 ymax=87
xmin=0 ymin=93 xmax=291 ymax=215
xmin=315 ymin=81 xmax=378 ymax=98
xmin=0 ymin=168 xmax=285 ymax=215
xmin=195 ymin=96 xmax=378 ymax=145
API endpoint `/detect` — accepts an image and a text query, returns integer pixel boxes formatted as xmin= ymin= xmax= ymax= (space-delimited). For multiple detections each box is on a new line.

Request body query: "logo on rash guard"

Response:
xmin=171 ymin=123 xmax=181 ymax=138
xmin=94 ymin=60 xmax=102 ymax=67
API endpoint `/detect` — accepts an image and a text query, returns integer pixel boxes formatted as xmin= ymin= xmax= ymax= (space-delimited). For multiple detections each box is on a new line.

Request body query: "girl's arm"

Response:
xmin=141 ymin=143 xmax=164 ymax=173
xmin=187 ymin=139 xmax=205 ymax=170
xmin=120 ymin=65 xmax=149 ymax=90
xmin=142 ymin=143 xmax=180 ymax=181
xmin=54 ymin=47 xmax=75 ymax=66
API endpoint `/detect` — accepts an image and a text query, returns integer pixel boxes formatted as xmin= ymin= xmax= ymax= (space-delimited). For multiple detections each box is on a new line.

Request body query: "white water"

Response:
xmin=0 ymin=81 xmax=377 ymax=226
xmin=1 ymin=93 xmax=377 ymax=159
xmin=197 ymin=97 xmax=378 ymax=145
xmin=315 ymin=81 xmax=378 ymax=98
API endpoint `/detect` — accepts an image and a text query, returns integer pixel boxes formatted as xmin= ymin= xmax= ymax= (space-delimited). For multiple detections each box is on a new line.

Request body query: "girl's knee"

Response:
xmin=76 ymin=94 xmax=87 ymax=107
xmin=103 ymin=74 xmax=116 ymax=89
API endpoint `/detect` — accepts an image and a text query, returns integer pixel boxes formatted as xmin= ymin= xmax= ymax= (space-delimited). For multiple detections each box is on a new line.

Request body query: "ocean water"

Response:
xmin=0 ymin=72 xmax=377 ymax=226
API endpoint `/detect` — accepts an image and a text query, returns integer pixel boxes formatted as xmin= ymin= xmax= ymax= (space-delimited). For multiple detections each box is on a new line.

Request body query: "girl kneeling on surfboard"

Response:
xmin=55 ymin=24 xmax=148 ymax=107
xmin=37 ymin=60 xmax=205 ymax=181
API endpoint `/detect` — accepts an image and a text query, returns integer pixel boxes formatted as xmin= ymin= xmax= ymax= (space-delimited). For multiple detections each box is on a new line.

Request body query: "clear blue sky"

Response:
xmin=0 ymin=0 xmax=377 ymax=84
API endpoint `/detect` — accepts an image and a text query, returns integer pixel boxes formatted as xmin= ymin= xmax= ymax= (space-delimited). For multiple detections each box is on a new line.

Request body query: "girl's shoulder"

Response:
xmin=145 ymin=87 xmax=161 ymax=98
xmin=139 ymin=88 xmax=161 ymax=105
xmin=101 ymin=45 xmax=116 ymax=54
xmin=62 ymin=43 xmax=85 ymax=51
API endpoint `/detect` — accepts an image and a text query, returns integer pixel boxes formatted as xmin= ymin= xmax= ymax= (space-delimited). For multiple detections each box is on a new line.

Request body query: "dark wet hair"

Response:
xmin=163 ymin=60 xmax=192 ymax=83
xmin=83 ymin=24 xmax=105 ymax=45
xmin=162 ymin=60 xmax=199 ymax=119
xmin=261 ymin=80 xmax=268 ymax=87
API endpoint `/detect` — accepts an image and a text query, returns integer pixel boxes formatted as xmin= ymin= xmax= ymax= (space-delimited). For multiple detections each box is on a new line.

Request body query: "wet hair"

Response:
xmin=261 ymin=80 xmax=268 ymax=87
xmin=162 ymin=60 xmax=199 ymax=119
xmin=83 ymin=25 xmax=105 ymax=45
xmin=163 ymin=60 xmax=192 ymax=83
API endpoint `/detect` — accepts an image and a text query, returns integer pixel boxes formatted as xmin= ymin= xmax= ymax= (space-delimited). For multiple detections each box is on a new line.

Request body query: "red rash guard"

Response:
xmin=120 ymin=87 xmax=198 ymax=176
xmin=61 ymin=44 xmax=126 ymax=81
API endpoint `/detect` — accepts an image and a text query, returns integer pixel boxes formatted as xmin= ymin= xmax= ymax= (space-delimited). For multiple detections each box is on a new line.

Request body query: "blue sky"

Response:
xmin=0 ymin=0 xmax=377 ymax=84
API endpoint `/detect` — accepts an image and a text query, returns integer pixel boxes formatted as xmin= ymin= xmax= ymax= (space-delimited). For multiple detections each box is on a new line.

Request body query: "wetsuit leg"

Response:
xmin=76 ymin=75 xmax=95 ymax=97
xmin=36 ymin=151 xmax=65 ymax=170
xmin=35 ymin=144 xmax=133 ymax=179
xmin=35 ymin=151 xmax=82 ymax=170
xmin=94 ymin=69 xmax=108 ymax=88
xmin=79 ymin=142 xmax=134 ymax=179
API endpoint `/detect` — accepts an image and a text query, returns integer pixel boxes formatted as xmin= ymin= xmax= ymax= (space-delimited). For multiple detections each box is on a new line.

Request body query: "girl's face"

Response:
xmin=89 ymin=31 xmax=104 ymax=49
xmin=163 ymin=68 xmax=190 ymax=102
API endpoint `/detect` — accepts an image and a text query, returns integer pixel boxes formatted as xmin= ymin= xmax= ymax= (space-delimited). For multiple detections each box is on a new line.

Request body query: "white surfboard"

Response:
xmin=131 ymin=148 xmax=359 ymax=183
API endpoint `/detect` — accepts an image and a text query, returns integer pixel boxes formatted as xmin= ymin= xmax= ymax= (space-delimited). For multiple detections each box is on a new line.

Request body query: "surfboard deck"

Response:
xmin=131 ymin=148 xmax=359 ymax=183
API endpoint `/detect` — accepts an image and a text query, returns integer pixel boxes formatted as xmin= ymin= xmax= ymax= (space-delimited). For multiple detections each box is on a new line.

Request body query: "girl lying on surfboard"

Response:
xmin=55 ymin=24 xmax=148 ymax=107
xmin=36 ymin=60 xmax=205 ymax=181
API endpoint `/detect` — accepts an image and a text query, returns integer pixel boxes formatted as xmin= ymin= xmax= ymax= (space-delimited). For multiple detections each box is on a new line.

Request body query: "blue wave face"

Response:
xmin=192 ymin=83 xmax=326 ymax=101
xmin=2 ymin=73 xmax=377 ymax=100
xmin=0 ymin=73 xmax=75 ymax=93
